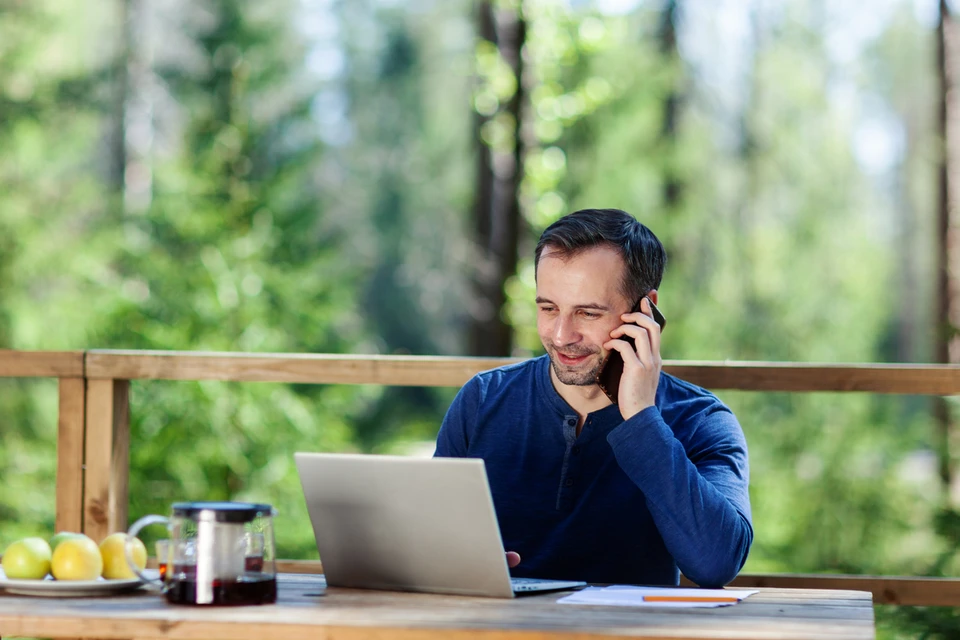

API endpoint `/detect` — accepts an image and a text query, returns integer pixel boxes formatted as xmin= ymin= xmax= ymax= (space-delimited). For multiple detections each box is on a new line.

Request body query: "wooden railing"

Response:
xmin=5 ymin=348 xmax=960 ymax=606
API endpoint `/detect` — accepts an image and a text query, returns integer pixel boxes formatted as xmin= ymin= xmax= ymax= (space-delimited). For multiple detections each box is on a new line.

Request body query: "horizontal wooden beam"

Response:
xmin=0 ymin=348 xmax=955 ymax=394
xmin=85 ymin=350 xmax=960 ymax=394
xmin=730 ymin=573 xmax=960 ymax=607
xmin=85 ymin=350 xmax=520 ymax=387
xmin=276 ymin=559 xmax=324 ymax=574
xmin=669 ymin=361 xmax=960 ymax=394
xmin=0 ymin=350 xmax=84 ymax=378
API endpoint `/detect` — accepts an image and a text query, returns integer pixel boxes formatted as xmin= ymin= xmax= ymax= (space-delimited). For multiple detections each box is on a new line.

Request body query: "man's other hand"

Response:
xmin=506 ymin=551 xmax=521 ymax=568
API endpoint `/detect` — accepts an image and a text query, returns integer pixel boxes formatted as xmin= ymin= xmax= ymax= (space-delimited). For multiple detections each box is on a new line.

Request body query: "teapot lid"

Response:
xmin=172 ymin=501 xmax=274 ymax=523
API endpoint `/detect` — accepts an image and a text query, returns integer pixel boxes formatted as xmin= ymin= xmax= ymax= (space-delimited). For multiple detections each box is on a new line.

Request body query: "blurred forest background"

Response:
xmin=2 ymin=0 xmax=960 ymax=636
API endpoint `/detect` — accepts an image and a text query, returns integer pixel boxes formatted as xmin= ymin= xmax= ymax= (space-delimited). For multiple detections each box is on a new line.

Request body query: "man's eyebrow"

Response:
xmin=576 ymin=303 xmax=612 ymax=311
xmin=535 ymin=297 xmax=611 ymax=311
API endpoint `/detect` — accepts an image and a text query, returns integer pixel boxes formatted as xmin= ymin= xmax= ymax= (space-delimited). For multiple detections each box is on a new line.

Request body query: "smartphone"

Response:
xmin=596 ymin=297 xmax=666 ymax=405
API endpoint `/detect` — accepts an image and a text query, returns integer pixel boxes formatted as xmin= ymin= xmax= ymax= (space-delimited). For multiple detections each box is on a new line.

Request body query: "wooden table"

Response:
xmin=0 ymin=574 xmax=875 ymax=640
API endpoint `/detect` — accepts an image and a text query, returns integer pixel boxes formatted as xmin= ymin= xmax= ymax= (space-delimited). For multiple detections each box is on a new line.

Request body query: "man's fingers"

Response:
xmin=608 ymin=324 xmax=655 ymax=363
xmin=506 ymin=551 xmax=521 ymax=568
xmin=617 ymin=311 xmax=659 ymax=338
xmin=603 ymin=338 xmax=640 ymax=364
xmin=639 ymin=298 xmax=662 ymax=358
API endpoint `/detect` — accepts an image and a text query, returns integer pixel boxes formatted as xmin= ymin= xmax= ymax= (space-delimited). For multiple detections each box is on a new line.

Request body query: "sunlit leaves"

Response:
xmin=474 ymin=40 xmax=517 ymax=116
xmin=480 ymin=111 xmax=518 ymax=152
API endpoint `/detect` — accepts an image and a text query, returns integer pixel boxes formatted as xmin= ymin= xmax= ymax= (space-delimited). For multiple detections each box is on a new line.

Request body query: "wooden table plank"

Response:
xmin=0 ymin=576 xmax=875 ymax=640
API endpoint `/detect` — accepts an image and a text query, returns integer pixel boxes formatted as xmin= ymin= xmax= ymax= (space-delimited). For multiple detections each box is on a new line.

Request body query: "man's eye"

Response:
xmin=581 ymin=311 xmax=600 ymax=319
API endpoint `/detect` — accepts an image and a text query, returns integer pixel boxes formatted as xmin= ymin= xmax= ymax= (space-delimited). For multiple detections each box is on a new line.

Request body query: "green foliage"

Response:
xmin=106 ymin=0 xmax=376 ymax=557
xmin=0 ymin=380 xmax=59 ymax=541
xmin=878 ymin=606 xmax=960 ymax=640
xmin=125 ymin=380 xmax=362 ymax=558
xmin=328 ymin=0 xmax=476 ymax=446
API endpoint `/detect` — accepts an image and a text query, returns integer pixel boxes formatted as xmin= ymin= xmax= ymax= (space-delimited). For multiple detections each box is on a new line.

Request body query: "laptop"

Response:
xmin=294 ymin=452 xmax=587 ymax=598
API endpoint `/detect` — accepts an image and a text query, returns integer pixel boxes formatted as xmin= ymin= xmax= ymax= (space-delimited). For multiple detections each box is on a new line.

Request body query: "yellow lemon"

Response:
xmin=99 ymin=532 xmax=146 ymax=580
xmin=49 ymin=531 xmax=85 ymax=552
xmin=2 ymin=537 xmax=52 ymax=579
xmin=51 ymin=535 xmax=102 ymax=581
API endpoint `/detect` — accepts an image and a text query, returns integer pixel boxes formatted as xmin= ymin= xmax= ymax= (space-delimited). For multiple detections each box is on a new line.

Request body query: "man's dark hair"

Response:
xmin=534 ymin=208 xmax=667 ymax=304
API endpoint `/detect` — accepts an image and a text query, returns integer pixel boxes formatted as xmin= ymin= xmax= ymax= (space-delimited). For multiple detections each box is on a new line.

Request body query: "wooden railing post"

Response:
xmin=55 ymin=377 xmax=86 ymax=534
xmin=83 ymin=379 xmax=130 ymax=543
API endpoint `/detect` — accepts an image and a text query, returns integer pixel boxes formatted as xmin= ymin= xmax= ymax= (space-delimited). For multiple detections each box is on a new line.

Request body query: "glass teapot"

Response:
xmin=127 ymin=501 xmax=277 ymax=605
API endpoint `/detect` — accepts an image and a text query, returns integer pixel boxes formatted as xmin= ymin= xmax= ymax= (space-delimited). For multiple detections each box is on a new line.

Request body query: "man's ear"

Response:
xmin=647 ymin=289 xmax=658 ymax=306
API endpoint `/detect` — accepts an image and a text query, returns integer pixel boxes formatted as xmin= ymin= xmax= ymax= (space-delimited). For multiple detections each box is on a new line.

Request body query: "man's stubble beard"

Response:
xmin=549 ymin=354 xmax=604 ymax=386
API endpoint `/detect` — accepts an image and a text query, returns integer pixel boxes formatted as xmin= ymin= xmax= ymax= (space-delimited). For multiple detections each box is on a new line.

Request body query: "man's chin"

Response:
xmin=549 ymin=357 xmax=601 ymax=387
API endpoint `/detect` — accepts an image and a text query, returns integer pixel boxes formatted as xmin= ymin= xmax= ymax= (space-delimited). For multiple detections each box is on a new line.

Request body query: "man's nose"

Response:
xmin=553 ymin=315 xmax=580 ymax=345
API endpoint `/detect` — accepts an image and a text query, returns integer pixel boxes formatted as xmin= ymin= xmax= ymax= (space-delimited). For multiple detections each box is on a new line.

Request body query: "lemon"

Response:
xmin=99 ymin=532 xmax=146 ymax=580
xmin=49 ymin=531 xmax=85 ymax=552
xmin=2 ymin=537 xmax=52 ymax=579
xmin=51 ymin=535 xmax=102 ymax=580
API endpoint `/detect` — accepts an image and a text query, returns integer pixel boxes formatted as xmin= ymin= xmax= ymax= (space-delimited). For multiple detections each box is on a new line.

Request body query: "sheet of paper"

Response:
xmin=557 ymin=585 xmax=759 ymax=608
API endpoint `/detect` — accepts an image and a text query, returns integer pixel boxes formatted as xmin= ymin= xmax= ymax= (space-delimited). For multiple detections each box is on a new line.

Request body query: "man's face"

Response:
xmin=536 ymin=245 xmax=633 ymax=387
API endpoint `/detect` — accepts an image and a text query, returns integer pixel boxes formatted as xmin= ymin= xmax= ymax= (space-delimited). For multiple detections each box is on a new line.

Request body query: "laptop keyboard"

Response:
xmin=510 ymin=576 xmax=587 ymax=592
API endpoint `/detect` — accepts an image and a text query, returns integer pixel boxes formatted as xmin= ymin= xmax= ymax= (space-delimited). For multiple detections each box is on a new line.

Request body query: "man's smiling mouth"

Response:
xmin=555 ymin=351 xmax=593 ymax=366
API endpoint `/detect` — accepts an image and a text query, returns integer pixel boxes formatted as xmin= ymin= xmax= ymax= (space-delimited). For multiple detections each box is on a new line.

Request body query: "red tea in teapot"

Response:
xmin=166 ymin=575 xmax=277 ymax=606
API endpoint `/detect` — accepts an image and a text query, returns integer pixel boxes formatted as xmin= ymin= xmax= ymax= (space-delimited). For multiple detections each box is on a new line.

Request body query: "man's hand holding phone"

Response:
xmin=600 ymin=297 xmax=664 ymax=421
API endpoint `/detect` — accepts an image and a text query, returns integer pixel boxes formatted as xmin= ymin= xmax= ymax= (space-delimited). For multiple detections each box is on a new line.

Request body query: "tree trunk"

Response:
xmin=112 ymin=0 xmax=154 ymax=215
xmin=936 ymin=0 xmax=960 ymax=505
xmin=469 ymin=0 xmax=525 ymax=357
xmin=658 ymin=0 xmax=682 ymax=210
xmin=110 ymin=0 xmax=132 ymax=201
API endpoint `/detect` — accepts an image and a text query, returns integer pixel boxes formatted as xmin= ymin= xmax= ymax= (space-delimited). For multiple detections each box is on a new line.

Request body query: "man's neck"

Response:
xmin=549 ymin=367 xmax=613 ymax=430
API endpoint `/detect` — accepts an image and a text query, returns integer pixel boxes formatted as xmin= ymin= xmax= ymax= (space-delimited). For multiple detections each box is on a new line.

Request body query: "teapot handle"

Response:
xmin=126 ymin=514 xmax=170 ymax=589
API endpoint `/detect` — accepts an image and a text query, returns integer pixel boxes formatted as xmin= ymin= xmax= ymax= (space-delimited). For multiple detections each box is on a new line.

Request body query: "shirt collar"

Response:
xmin=534 ymin=354 xmax=624 ymax=437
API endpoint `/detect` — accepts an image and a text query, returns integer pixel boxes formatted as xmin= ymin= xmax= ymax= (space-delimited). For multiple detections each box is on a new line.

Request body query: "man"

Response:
xmin=435 ymin=208 xmax=752 ymax=588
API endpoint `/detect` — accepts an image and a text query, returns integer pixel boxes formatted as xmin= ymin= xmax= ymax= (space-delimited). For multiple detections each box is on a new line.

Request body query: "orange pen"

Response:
xmin=642 ymin=595 xmax=740 ymax=603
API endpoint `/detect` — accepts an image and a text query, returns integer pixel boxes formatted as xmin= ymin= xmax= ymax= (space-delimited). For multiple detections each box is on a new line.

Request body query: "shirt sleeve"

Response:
xmin=606 ymin=405 xmax=753 ymax=588
xmin=434 ymin=376 xmax=481 ymax=457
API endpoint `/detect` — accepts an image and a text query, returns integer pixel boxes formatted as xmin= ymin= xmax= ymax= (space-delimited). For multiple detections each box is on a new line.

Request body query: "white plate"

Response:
xmin=0 ymin=567 xmax=150 ymax=597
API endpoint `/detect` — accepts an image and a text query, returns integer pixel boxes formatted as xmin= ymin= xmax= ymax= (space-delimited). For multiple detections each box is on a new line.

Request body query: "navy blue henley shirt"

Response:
xmin=434 ymin=355 xmax=753 ymax=588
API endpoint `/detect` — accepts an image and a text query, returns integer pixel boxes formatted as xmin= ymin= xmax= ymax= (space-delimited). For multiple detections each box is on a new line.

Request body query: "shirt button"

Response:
xmin=572 ymin=445 xmax=581 ymax=455
xmin=566 ymin=418 xmax=576 ymax=427
xmin=564 ymin=477 xmax=575 ymax=487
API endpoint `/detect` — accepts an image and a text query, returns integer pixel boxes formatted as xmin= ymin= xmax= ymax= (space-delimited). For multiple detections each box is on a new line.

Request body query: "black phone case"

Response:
xmin=596 ymin=298 xmax=665 ymax=405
